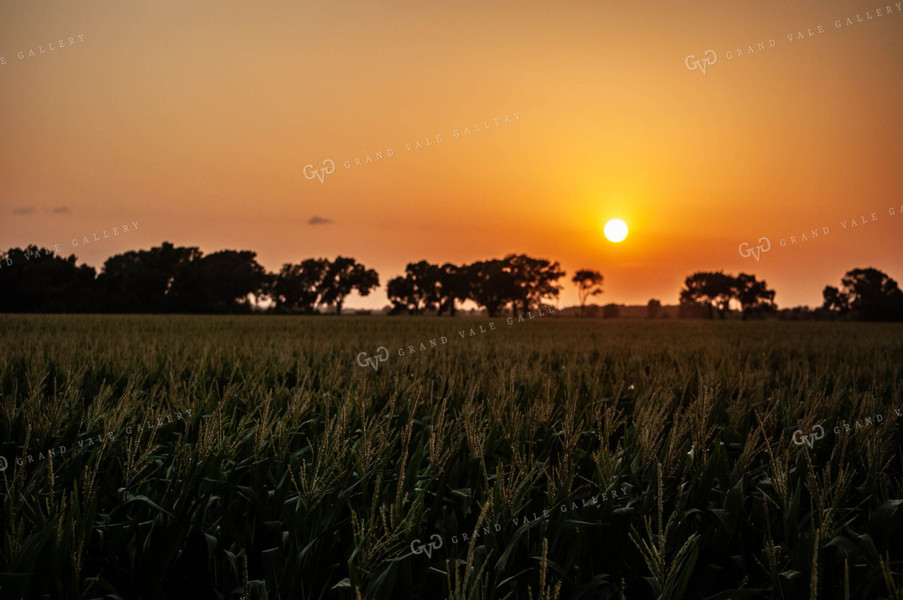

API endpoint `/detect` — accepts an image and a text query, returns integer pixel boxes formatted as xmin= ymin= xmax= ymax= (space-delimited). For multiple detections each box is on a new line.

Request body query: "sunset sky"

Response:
xmin=2 ymin=0 xmax=902 ymax=310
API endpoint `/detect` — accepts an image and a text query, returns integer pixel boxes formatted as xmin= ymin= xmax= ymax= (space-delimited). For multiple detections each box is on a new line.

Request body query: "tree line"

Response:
xmin=676 ymin=268 xmax=903 ymax=322
xmin=1 ymin=243 xmax=901 ymax=320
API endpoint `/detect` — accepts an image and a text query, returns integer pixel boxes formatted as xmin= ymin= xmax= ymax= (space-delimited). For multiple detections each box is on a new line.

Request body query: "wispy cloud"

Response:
xmin=12 ymin=207 xmax=34 ymax=215
xmin=309 ymin=215 xmax=333 ymax=225
xmin=50 ymin=206 xmax=70 ymax=214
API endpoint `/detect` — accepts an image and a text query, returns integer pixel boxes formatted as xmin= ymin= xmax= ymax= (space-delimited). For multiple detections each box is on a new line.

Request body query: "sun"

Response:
xmin=604 ymin=219 xmax=628 ymax=243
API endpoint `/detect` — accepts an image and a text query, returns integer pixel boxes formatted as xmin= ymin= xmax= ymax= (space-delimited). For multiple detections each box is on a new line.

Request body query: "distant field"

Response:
xmin=1 ymin=315 xmax=902 ymax=600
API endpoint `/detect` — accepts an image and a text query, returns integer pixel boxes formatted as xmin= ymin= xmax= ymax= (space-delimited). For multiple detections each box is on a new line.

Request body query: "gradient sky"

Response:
xmin=2 ymin=0 xmax=902 ymax=310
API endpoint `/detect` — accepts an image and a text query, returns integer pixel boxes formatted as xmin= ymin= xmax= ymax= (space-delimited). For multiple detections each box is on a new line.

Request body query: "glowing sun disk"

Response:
xmin=604 ymin=219 xmax=628 ymax=243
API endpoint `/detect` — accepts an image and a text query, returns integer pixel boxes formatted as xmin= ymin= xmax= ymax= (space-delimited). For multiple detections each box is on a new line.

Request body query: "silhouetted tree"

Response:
xmin=319 ymin=256 xmax=379 ymax=315
xmin=602 ymin=303 xmax=620 ymax=318
xmin=822 ymin=267 xmax=903 ymax=321
xmin=464 ymin=259 xmax=517 ymax=317
xmin=647 ymin=298 xmax=662 ymax=318
xmin=436 ymin=263 xmax=470 ymax=316
xmin=169 ymin=250 xmax=267 ymax=313
xmin=386 ymin=261 xmax=441 ymax=314
xmin=99 ymin=243 xmax=203 ymax=312
xmin=822 ymin=286 xmax=848 ymax=316
xmin=386 ymin=277 xmax=415 ymax=315
xmin=0 ymin=246 xmax=97 ymax=312
xmin=679 ymin=271 xmax=737 ymax=319
xmin=504 ymin=254 xmax=566 ymax=316
xmin=733 ymin=273 xmax=776 ymax=319
xmin=572 ymin=269 xmax=604 ymax=318
xmin=271 ymin=258 xmax=329 ymax=313
xmin=679 ymin=271 xmax=776 ymax=319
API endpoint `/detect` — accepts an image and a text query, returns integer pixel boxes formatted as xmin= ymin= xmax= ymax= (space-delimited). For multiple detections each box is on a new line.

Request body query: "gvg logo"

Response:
xmin=411 ymin=534 xmax=443 ymax=559
xmin=303 ymin=159 xmax=336 ymax=183
xmin=792 ymin=424 xmax=825 ymax=448
xmin=738 ymin=237 xmax=772 ymax=262
xmin=356 ymin=346 xmax=389 ymax=371
xmin=685 ymin=50 xmax=718 ymax=74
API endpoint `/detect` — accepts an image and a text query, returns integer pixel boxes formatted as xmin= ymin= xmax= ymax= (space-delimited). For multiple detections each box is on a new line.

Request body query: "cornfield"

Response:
xmin=0 ymin=314 xmax=901 ymax=600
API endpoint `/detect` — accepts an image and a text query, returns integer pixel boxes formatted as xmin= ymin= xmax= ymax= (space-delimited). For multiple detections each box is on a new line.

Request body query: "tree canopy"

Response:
xmin=572 ymin=269 xmax=604 ymax=317
xmin=821 ymin=267 xmax=903 ymax=321
xmin=679 ymin=271 xmax=776 ymax=319
xmin=1 ymin=242 xmax=899 ymax=320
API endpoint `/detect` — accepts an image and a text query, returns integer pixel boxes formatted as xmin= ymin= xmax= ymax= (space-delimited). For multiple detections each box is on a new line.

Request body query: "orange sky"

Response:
xmin=2 ymin=0 xmax=902 ymax=310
